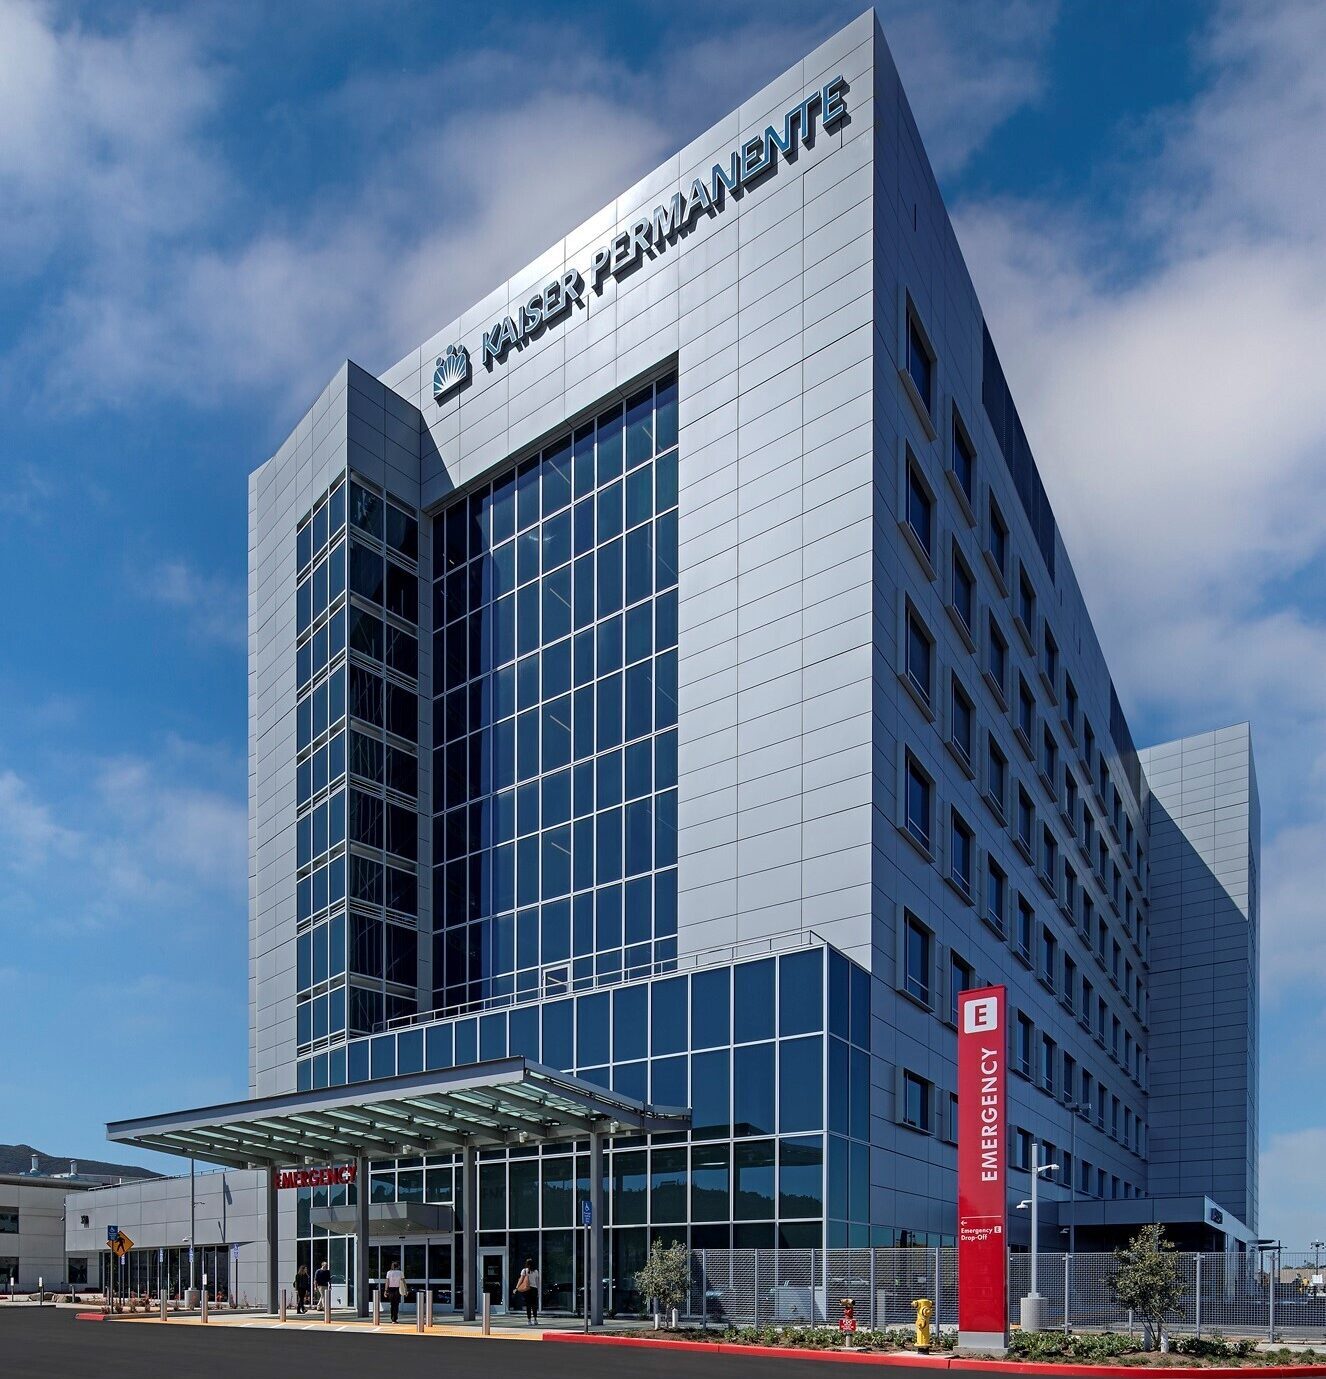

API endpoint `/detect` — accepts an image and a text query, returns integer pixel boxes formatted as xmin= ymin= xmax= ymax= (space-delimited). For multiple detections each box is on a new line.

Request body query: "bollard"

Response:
xmin=425 ymin=1289 xmax=433 ymax=1328
xmin=160 ymin=1292 xmax=168 ymax=1322
xmin=201 ymin=1290 xmax=209 ymax=1324
xmin=280 ymin=1288 xmax=287 ymax=1323
xmin=416 ymin=1296 xmax=425 ymax=1332
xmin=482 ymin=1291 xmax=492 ymax=1336
xmin=373 ymin=1286 xmax=380 ymax=1326
xmin=324 ymin=1286 xmax=332 ymax=1324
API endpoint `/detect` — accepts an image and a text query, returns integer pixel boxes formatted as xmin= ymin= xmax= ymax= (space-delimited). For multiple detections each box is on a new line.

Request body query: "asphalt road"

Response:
xmin=0 ymin=1308 xmax=1000 ymax=1378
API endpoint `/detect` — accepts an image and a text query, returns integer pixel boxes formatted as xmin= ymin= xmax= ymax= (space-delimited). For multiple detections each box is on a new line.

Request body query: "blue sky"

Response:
xmin=2 ymin=0 xmax=1323 ymax=1246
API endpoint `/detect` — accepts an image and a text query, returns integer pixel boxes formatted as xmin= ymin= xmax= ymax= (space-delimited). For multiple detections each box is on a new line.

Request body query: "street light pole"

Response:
xmin=1066 ymin=1102 xmax=1091 ymax=1257
xmin=190 ymin=1158 xmax=197 ymax=1294
xmin=1018 ymin=1143 xmax=1060 ymax=1333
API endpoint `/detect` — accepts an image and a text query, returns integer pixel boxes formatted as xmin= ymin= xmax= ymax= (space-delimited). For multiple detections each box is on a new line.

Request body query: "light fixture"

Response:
xmin=517 ymin=1130 xmax=529 ymax=1145
xmin=608 ymin=1120 xmax=620 ymax=1135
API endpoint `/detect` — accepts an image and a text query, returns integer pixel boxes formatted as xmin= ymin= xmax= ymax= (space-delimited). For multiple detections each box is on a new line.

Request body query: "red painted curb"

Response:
xmin=542 ymin=1332 xmax=1326 ymax=1375
xmin=75 ymin=1312 xmax=108 ymax=1321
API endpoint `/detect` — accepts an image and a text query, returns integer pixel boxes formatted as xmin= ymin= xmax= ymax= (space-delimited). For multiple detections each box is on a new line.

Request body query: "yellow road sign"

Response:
xmin=110 ymin=1232 xmax=134 ymax=1256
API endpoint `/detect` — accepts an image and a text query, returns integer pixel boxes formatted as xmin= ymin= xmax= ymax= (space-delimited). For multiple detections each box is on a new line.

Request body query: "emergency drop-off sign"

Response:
xmin=957 ymin=986 xmax=1009 ymax=1350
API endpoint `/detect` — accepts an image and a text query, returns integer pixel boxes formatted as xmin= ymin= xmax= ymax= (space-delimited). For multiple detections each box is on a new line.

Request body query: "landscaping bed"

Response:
xmin=554 ymin=1327 xmax=1326 ymax=1369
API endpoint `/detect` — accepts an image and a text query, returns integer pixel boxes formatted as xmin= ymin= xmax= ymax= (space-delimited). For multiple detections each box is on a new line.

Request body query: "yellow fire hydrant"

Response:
xmin=911 ymin=1297 xmax=934 ymax=1353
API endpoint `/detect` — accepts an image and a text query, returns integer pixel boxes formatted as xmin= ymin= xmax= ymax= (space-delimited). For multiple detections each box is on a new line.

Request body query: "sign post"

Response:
xmin=957 ymin=986 xmax=1009 ymax=1353
xmin=580 ymin=1199 xmax=592 ymax=1333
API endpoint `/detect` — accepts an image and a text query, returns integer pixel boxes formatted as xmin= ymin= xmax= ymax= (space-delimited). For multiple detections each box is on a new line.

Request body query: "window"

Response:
xmin=1040 ymin=924 xmax=1057 ymax=986
xmin=1040 ymin=1034 xmax=1056 ymax=1093
xmin=985 ymin=617 xmax=1008 ymax=697
xmin=1018 ymin=572 xmax=1036 ymax=636
xmin=950 ymin=678 xmax=973 ymax=765
xmin=905 ymin=755 xmax=932 ymax=851
xmin=949 ymin=810 xmax=974 ymax=897
xmin=1063 ymin=1052 xmax=1077 ymax=1102
xmin=1065 ymin=773 xmax=1079 ymax=827
xmin=949 ymin=952 xmax=975 ymax=1025
xmin=1042 ymin=626 xmax=1059 ymax=691
xmin=904 ymin=914 xmax=932 ymax=1005
xmin=1064 ymin=676 xmax=1079 ymax=734
xmin=951 ymin=548 xmax=975 ymax=632
xmin=952 ymin=409 xmax=975 ymax=505
xmin=1013 ymin=1127 xmax=1033 ymax=1171
xmin=902 ymin=1070 xmax=932 ymax=1131
xmin=906 ymin=313 xmax=933 ymax=414
xmin=987 ymin=497 xmax=1009 ymax=579
xmin=1083 ymin=719 xmax=1096 ymax=772
xmin=1015 ymin=1013 xmax=1033 ymax=1075
xmin=1041 ymin=825 xmax=1058 ymax=883
xmin=0 ymin=1210 xmax=16 ymax=1234
xmin=905 ymin=608 xmax=934 ymax=704
xmin=1041 ymin=725 xmax=1058 ymax=785
xmin=1016 ymin=897 xmax=1034 ymax=959
xmin=1017 ymin=788 xmax=1034 ymax=852
xmin=1017 ymin=677 xmax=1035 ymax=744
xmin=906 ymin=461 xmax=934 ymax=561
xmin=985 ymin=735 xmax=1008 ymax=815
xmin=986 ymin=857 xmax=1008 ymax=934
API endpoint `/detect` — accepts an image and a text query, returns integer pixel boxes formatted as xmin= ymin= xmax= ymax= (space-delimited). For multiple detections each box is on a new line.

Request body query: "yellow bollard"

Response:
xmin=911 ymin=1297 xmax=934 ymax=1354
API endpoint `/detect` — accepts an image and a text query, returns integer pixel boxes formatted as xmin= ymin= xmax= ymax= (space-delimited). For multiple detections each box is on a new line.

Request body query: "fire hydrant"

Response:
xmin=838 ymin=1297 xmax=858 ymax=1346
xmin=911 ymin=1297 xmax=934 ymax=1353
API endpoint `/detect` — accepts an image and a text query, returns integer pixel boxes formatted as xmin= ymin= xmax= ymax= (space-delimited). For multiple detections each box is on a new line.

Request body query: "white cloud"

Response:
xmin=0 ymin=748 xmax=244 ymax=937
xmin=0 ymin=1 xmax=1054 ymax=414
xmin=951 ymin=0 xmax=1326 ymax=1005
xmin=0 ymin=0 xmax=222 ymax=268
xmin=139 ymin=558 xmax=246 ymax=650
xmin=1260 ymin=1127 xmax=1326 ymax=1251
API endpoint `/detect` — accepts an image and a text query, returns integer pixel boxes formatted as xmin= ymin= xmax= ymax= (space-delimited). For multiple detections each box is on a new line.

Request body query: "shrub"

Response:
xmin=1108 ymin=1224 xmax=1185 ymax=1347
xmin=634 ymin=1239 xmax=690 ymax=1317
xmin=1009 ymin=1330 xmax=1141 ymax=1362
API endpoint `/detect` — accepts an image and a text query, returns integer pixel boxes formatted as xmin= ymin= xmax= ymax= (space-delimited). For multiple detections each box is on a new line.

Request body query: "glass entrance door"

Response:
xmin=479 ymin=1247 xmax=506 ymax=1314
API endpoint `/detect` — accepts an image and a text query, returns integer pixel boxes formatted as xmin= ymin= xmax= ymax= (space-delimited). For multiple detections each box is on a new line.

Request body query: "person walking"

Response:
xmin=313 ymin=1259 xmax=332 ymax=1310
xmin=294 ymin=1263 xmax=311 ymax=1314
xmin=384 ymin=1260 xmax=407 ymax=1324
xmin=515 ymin=1258 xmax=540 ymax=1325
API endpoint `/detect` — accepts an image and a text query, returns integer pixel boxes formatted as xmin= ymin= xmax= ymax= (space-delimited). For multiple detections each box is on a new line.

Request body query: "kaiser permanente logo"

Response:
xmin=432 ymin=73 xmax=848 ymax=404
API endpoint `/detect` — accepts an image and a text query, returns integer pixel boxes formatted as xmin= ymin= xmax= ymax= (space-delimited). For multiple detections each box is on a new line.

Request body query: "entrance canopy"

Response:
xmin=106 ymin=1056 xmax=690 ymax=1168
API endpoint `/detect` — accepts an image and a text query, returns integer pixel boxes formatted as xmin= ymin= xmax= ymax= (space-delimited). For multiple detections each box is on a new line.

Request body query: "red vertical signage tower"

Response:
xmin=957 ymin=985 xmax=1008 ymax=1351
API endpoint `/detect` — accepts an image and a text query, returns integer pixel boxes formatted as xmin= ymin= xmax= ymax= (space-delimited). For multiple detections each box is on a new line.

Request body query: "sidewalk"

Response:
xmin=102 ymin=1308 xmax=650 ymax=1341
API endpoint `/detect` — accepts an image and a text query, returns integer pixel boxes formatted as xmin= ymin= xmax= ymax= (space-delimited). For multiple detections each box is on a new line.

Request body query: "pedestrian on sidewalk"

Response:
xmin=384 ymin=1261 xmax=406 ymax=1323
xmin=313 ymin=1260 xmax=331 ymax=1309
xmin=294 ymin=1264 xmax=311 ymax=1314
xmin=515 ymin=1258 xmax=540 ymax=1325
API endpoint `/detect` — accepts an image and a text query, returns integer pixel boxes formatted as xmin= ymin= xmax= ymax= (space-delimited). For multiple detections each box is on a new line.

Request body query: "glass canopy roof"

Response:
xmin=107 ymin=1056 xmax=690 ymax=1169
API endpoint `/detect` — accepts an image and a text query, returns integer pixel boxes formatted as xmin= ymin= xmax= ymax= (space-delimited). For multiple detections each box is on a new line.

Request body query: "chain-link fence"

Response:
xmin=681 ymin=1249 xmax=1326 ymax=1339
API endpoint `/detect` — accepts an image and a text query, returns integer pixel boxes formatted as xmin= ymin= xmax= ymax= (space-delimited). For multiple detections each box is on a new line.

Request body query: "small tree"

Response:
xmin=635 ymin=1239 xmax=690 ymax=1326
xmin=1108 ymin=1224 xmax=1185 ymax=1351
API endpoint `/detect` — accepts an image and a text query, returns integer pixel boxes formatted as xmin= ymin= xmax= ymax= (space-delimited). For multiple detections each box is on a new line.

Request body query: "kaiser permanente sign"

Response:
xmin=432 ymin=74 xmax=849 ymax=401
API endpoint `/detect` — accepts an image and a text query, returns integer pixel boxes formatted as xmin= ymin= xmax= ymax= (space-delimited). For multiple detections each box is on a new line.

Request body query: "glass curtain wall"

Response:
xmin=430 ymin=373 xmax=680 ymax=1014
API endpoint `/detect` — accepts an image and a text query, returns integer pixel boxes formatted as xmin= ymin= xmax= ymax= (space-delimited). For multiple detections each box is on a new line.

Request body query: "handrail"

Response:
xmin=373 ymin=926 xmax=830 ymax=1037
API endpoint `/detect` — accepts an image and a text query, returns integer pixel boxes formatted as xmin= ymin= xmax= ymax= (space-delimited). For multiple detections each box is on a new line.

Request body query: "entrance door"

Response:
xmin=479 ymin=1247 xmax=506 ymax=1314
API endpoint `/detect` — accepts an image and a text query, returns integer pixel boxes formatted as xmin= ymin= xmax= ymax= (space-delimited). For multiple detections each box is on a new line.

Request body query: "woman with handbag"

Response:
xmin=514 ymin=1257 xmax=540 ymax=1324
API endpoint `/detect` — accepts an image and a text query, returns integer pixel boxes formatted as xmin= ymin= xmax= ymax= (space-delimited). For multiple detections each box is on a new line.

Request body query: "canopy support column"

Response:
xmin=355 ymin=1154 xmax=370 ymax=1318
xmin=265 ymin=1166 xmax=279 ymax=1315
xmin=590 ymin=1129 xmax=605 ymax=1327
xmin=462 ymin=1143 xmax=477 ymax=1321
